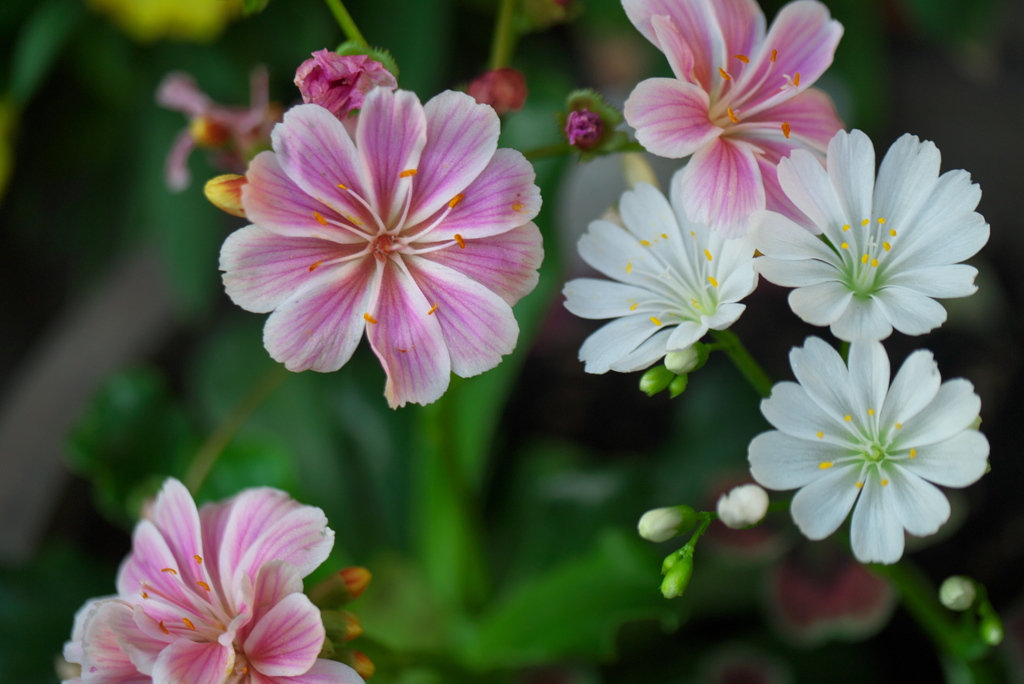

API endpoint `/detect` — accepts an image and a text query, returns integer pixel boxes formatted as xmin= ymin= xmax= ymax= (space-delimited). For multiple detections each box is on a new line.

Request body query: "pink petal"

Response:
xmin=741 ymin=87 xmax=843 ymax=153
xmin=650 ymin=15 xmax=695 ymax=82
xmin=404 ymin=255 xmax=518 ymax=377
xmin=122 ymin=605 xmax=179 ymax=674
xmin=405 ymin=90 xmax=499 ymax=227
xmin=249 ymin=659 xmax=364 ymax=684
xmin=220 ymin=225 xmax=367 ymax=314
xmin=156 ymin=72 xmax=211 ymax=116
xmin=250 ymin=560 xmax=304 ymax=627
xmin=76 ymin=600 xmax=152 ymax=684
xmin=732 ymin=0 xmax=843 ymax=112
xmin=244 ymin=152 xmax=371 ymax=241
xmin=151 ymin=638 xmax=233 ymax=684
xmin=418 ymin=221 xmax=543 ymax=306
xmin=624 ymin=78 xmax=721 ymax=159
xmin=268 ymin=105 xmax=376 ymax=232
xmin=262 ymin=256 xmax=377 ymax=372
xmin=355 ymin=88 xmax=427 ymax=227
xmin=244 ymin=593 xmax=325 ymax=677
xmin=678 ymin=136 xmax=764 ymax=236
xmin=366 ymin=260 xmax=451 ymax=408
xmin=164 ymin=130 xmax=196 ymax=193
xmin=116 ymin=521 xmax=208 ymax=620
xmin=407 ymin=148 xmax=540 ymax=242
xmin=711 ymin=0 xmax=766 ymax=63
xmin=146 ymin=479 xmax=211 ymax=598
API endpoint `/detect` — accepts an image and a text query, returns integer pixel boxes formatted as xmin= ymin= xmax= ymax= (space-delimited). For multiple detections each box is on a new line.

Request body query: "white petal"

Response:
xmin=897 ymin=379 xmax=981 ymax=447
xmin=847 ymin=341 xmax=889 ymax=420
xmin=760 ymin=380 xmax=853 ymax=441
xmin=579 ymin=314 xmax=663 ymax=374
xmin=885 ymin=264 xmax=978 ymax=298
xmin=716 ymin=261 xmax=759 ymax=303
xmin=827 ymin=129 xmax=875 ymax=225
xmin=749 ymin=210 xmax=837 ymax=263
xmin=563 ymin=278 xmax=658 ymax=319
xmin=829 ymin=295 xmax=893 ymax=341
xmin=777 ymin=148 xmax=847 ymax=238
xmin=702 ymin=302 xmax=745 ymax=330
xmin=789 ymin=281 xmax=853 ymax=326
xmin=901 ymin=430 xmax=989 ymax=487
xmin=850 ymin=476 xmax=905 ymax=564
xmin=790 ymin=465 xmax=862 ymax=540
xmin=789 ymin=336 xmax=854 ymax=419
xmin=879 ymin=349 xmax=940 ymax=429
xmin=873 ymin=287 xmax=947 ymax=336
xmin=749 ymin=430 xmax=855 ymax=490
xmin=609 ymin=328 xmax=674 ymax=372
xmin=888 ymin=466 xmax=950 ymax=537
xmin=665 ymin=319 xmax=707 ymax=350
xmin=754 ymin=256 xmax=838 ymax=287
xmin=577 ymin=220 xmax=677 ymax=292
xmin=873 ymin=134 xmax=941 ymax=230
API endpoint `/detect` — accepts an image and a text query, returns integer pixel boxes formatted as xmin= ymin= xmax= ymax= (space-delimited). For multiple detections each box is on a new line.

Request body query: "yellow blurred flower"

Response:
xmin=88 ymin=0 xmax=243 ymax=43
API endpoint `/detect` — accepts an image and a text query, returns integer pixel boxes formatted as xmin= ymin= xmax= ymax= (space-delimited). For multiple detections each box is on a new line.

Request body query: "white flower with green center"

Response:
xmin=749 ymin=129 xmax=989 ymax=341
xmin=563 ymin=174 xmax=757 ymax=373
xmin=749 ymin=337 xmax=989 ymax=564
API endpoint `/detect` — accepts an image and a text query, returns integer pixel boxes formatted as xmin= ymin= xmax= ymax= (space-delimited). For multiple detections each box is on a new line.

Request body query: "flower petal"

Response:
xmin=885 ymin=264 xmax=978 ymax=298
xmin=788 ymin=281 xmax=853 ymax=327
xmin=577 ymin=220 xmax=672 ymax=292
xmin=826 ymin=129 xmax=875 ymax=225
xmin=754 ymin=256 xmax=837 ymax=287
xmin=829 ymin=295 xmax=893 ymax=342
xmin=249 ymin=659 xmax=365 ymax=684
xmin=760 ymin=380 xmax=852 ymax=442
xmin=872 ymin=286 xmax=948 ymax=336
xmin=887 ymin=466 xmax=950 ymax=538
xmin=262 ymin=256 xmax=376 ymax=373
xmin=578 ymin=314 xmax=663 ymax=374
xmin=403 ymin=255 xmax=518 ymax=378
xmin=679 ymin=137 xmax=764 ymax=236
xmin=220 ymin=225 xmax=366 ymax=314
xmin=879 ymin=349 xmax=940 ymax=429
xmin=624 ymin=78 xmax=721 ymax=158
xmin=665 ymin=319 xmax=708 ymax=350
xmin=147 ymin=479 xmax=215 ymax=603
xmin=849 ymin=477 xmax=904 ymax=564
xmin=749 ymin=430 xmax=854 ymax=489
xmin=250 ymin=560 xmax=304 ymax=627
xmin=776 ymin=148 xmax=847 ymax=235
xmin=743 ymin=88 xmax=843 ymax=154
xmin=405 ymin=90 xmax=499 ymax=226
xmin=872 ymin=133 xmax=940 ymax=231
xmin=901 ymin=430 xmax=989 ymax=488
xmin=896 ymin=379 xmax=981 ymax=448
xmin=790 ymin=464 xmax=861 ymax=540
xmin=75 ymin=600 xmax=152 ymax=684
xmin=419 ymin=221 xmax=542 ymax=306
xmin=365 ymin=259 xmax=451 ymax=407
xmin=356 ymin=88 xmax=427 ymax=227
xmin=245 ymin=593 xmax=325 ymax=677
xmin=151 ymin=639 xmax=233 ymax=684
xmin=608 ymin=327 xmax=674 ymax=372
xmin=846 ymin=341 xmax=889 ymax=421
xmin=650 ymin=14 xmax=697 ymax=81
xmin=789 ymin=336 xmax=852 ymax=419
xmin=563 ymin=278 xmax=658 ymax=319
xmin=749 ymin=209 xmax=837 ymax=263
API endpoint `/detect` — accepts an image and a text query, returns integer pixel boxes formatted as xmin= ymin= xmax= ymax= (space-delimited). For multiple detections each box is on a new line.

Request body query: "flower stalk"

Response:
xmin=489 ymin=0 xmax=519 ymax=70
xmin=710 ymin=329 xmax=773 ymax=398
xmin=324 ymin=0 xmax=368 ymax=47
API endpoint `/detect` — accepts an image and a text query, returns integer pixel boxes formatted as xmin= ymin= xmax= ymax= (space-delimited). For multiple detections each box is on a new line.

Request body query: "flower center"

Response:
xmin=835 ymin=217 xmax=896 ymax=296
xmin=372 ymin=234 xmax=396 ymax=262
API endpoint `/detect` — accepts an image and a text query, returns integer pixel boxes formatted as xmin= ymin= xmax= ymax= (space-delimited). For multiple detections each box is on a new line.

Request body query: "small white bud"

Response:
xmin=638 ymin=506 xmax=692 ymax=542
xmin=939 ymin=576 xmax=976 ymax=611
xmin=716 ymin=484 xmax=769 ymax=529
xmin=664 ymin=347 xmax=700 ymax=375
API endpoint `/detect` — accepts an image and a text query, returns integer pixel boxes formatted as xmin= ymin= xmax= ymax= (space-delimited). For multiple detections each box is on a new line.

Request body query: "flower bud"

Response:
xmin=309 ymin=566 xmax=372 ymax=608
xmin=295 ymin=49 xmax=398 ymax=119
xmin=467 ymin=68 xmax=528 ymax=114
xmin=639 ymin=364 xmax=674 ymax=397
xmin=322 ymin=609 xmax=364 ymax=643
xmin=661 ymin=554 xmax=693 ymax=598
xmin=939 ymin=575 xmax=976 ymax=611
xmin=352 ymin=651 xmax=376 ymax=679
xmin=665 ymin=344 xmax=709 ymax=375
xmin=565 ymin=109 xmax=602 ymax=150
xmin=980 ymin=609 xmax=1004 ymax=646
xmin=716 ymin=484 xmax=769 ymax=529
xmin=668 ymin=373 xmax=689 ymax=398
xmin=204 ymin=174 xmax=247 ymax=217
xmin=638 ymin=505 xmax=697 ymax=542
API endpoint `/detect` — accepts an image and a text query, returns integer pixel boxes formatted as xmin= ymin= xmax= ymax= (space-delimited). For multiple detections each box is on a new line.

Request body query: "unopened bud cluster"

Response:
xmin=639 ymin=344 xmax=709 ymax=398
xmin=309 ymin=566 xmax=376 ymax=677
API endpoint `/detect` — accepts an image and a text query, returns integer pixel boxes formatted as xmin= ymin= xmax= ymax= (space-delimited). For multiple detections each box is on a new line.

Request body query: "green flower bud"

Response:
xmin=638 ymin=505 xmax=697 ymax=543
xmin=665 ymin=343 xmax=710 ymax=375
xmin=668 ymin=373 xmax=689 ymax=398
xmin=661 ymin=552 xmax=693 ymax=599
xmin=979 ymin=603 xmax=1004 ymax=646
xmin=938 ymin=575 xmax=976 ymax=611
xmin=640 ymin=364 xmax=675 ymax=396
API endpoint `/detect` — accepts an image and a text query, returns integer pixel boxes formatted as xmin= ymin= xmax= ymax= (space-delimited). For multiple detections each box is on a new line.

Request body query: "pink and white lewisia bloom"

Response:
xmin=749 ymin=338 xmax=989 ymax=564
xmin=63 ymin=479 xmax=362 ymax=684
xmin=220 ymin=87 xmax=543 ymax=408
xmin=623 ymin=0 xmax=844 ymax=236
xmin=294 ymin=50 xmax=397 ymax=120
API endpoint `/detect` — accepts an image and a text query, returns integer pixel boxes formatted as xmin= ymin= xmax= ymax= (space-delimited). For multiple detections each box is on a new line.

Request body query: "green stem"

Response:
xmin=489 ymin=0 xmax=518 ymax=70
xmin=324 ymin=0 xmax=368 ymax=47
xmin=710 ymin=329 xmax=773 ymax=398
xmin=183 ymin=365 xmax=289 ymax=494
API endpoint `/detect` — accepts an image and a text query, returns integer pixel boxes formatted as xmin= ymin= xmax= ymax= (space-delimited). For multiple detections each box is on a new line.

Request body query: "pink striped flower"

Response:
xmin=220 ymin=87 xmax=543 ymax=408
xmin=623 ymin=0 xmax=844 ymax=236
xmin=63 ymin=479 xmax=362 ymax=684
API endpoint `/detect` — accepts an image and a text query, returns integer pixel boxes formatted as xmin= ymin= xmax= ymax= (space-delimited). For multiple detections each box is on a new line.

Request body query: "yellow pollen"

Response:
xmin=718 ymin=67 xmax=732 ymax=80
xmin=511 ymin=201 xmax=525 ymax=212
xmin=448 ymin=193 xmax=465 ymax=208
xmin=345 ymin=213 xmax=364 ymax=226
xmin=845 ymin=414 xmax=852 ymax=421
xmin=691 ymin=298 xmax=700 ymax=308
xmin=868 ymin=408 xmax=875 ymax=415
xmin=871 ymin=258 xmax=879 ymax=267
xmin=427 ymin=303 xmax=438 ymax=315
xmin=399 ymin=168 xmax=417 ymax=178
xmin=661 ymin=233 xmax=668 ymax=239
xmin=878 ymin=217 xmax=886 ymax=224
xmin=895 ymin=422 xmax=903 ymax=429
xmin=734 ymin=54 xmax=750 ymax=63
xmin=454 ymin=233 xmax=466 ymax=248
xmin=883 ymin=242 xmax=891 ymax=252
xmin=640 ymin=239 xmax=652 ymax=246
xmin=862 ymin=253 xmax=870 ymax=264
xmin=704 ymin=249 xmax=713 ymax=261
xmin=819 ymin=461 xmax=833 ymax=469
xmin=861 ymin=218 xmax=870 ymax=226
xmin=708 ymin=276 xmax=719 ymax=287
xmin=183 ymin=617 xmax=196 ymax=631
xmin=313 ymin=211 xmax=327 ymax=226
xmin=771 ymin=49 xmax=778 ymax=62
xmin=626 ymin=262 xmax=633 ymax=274
xmin=629 ymin=302 xmax=639 ymax=311
xmin=363 ymin=313 xmax=378 ymax=324
xmin=337 ymin=183 xmax=348 ymax=190
xmin=690 ymin=230 xmax=696 ymax=237
xmin=159 ymin=621 xmax=169 ymax=635
xmin=308 ymin=261 xmax=323 ymax=272
xmin=781 ymin=121 xmax=791 ymax=139
xmin=161 ymin=568 xmax=177 ymax=575
xmin=890 ymin=229 xmax=897 ymax=237
xmin=194 ymin=555 xmax=202 ymax=564
xmin=909 ymin=448 xmax=917 ymax=458
xmin=881 ymin=479 xmax=890 ymax=487
xmin=197 ymin=581 xmax=211 ymax=592
xmin=856 ymin=482 xmax=863 ymax=489
xmin=842 ymin=224 xmax=851 ymax=231
xmin=650 ymin=316 xmax=663 ymax=326
xmin=816 ymin=431 xmax=824 ymax=439
xmin=727 ymin=107 xmax=739 ymax=123
xmin=793 ymin=72 xmax=801 ymax=86
xmin=841 ymin=242 xmax=849 ymax=249
xmin=141 ymin=591 xmax=149 ymax=599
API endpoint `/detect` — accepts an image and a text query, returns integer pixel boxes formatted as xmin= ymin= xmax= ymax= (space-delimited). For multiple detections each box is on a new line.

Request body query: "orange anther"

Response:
xmin=399 ymin=169 xmax=418 ymax=178
xmin=161 ymin=568 xmax=177 ymax=575
xmin=182 ymin=617 xmax=196 ymax=631
xmin=337 ymin=183 xmax=348 ymax=190
xmin=363 ymin=313 xmax=378 ymax=324
xmin=308 ymin=261 xmax=323 ymax=272
xmin=140 ymin=591 xmax=149 ymax=599
xmin=733 ymin=54 xmax=750 ymax=63
xmin=727 ymin=107 xmax=739 ymax=123
xmin=771 ymin=49 xmax=778 ymax=62
xmin=193 ymin=555 xmax=202 ymax=565
xmin=793 ymin=72 xmax=801 ymax=86
xmin=197 ymin=581 xmax=211 ymax=592
xmin=454 ymin=234 xmax=466 ymax=249
xmin=781 ymin=122 xmax=791 ymax=139
xmin=313 ymin=211 xmax=327 ymax=226
xmin=159 ymin=621 xmax=169 ymax=635
xmin=427 ymin=303 xmax=438 ymax=315
xmin=448 ymin=193 xmax=464 ymax=209
xmin=718 ymin=67 xmax=732 ymax=80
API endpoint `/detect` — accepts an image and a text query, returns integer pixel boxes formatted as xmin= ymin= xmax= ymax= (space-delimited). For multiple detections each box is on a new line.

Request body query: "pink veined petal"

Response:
xmin=625 ymin=78 xmax=721 ymax=159
xmin=244 ymin=594 xmax=325 ymax=677
xmin=164 ymin=129 xmax=196 ymax=193
xmin=123 ymin=605 xmax=179 ymax=674
xmin=356 ymin=88 xmax=427 ymax=227
xmin=156 ymin=72 xmax=212 ymax=116
xmin=248 ymin=659 xmax=365 ymax=684
xmin=151 ymin=638 xmax=233 ymax=684
xmin=711 ymin=0 xmax=766 ymax=65
xmin=731 ymin=0 xmax=843 ymax=113
xmin=244 ymin=152 xmax=370 ymax=241
xmin=403 ymin=255 xmax=518 ymax=378
xmin=146 ymin=479 xmax=215 ymax=599
xmin=270 ymin=105 xmax=375 ymax=229
xmin=77 ymin=600 xmax=152 ymax=684
xmin=220 ymin=225 xmax=366 ymax=314
xmin=116 ymin=521 xmax=207 ymax=619
xmin=740 ymin=87 xmax=843 ymax=154
xmin=405 ymin=90 xmax=499 ymax=227
xmin=365 ymin=260 xmax=452 ymax=408
xmin=678 ymin=136 xmax=764 ymax=236
xmin=248 ymin=561 xmax=304 ymax=629
xmin=262 ymin=256 xmax=377 ymax=373
xmin=197 ymin=498 xmax=234 ymax=602
xmin=408 ymin=148 xmax=540 ymax=242
xmin=651 ymin=15 xmax=696 ymax=82
xmin=419 ymin=221 xmax=543 ymax=306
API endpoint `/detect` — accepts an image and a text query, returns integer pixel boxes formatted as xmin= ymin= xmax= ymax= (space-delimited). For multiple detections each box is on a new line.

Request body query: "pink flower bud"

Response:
xmin=294 ymin=49 xmax=398 ymax=119
xmin=467 ymin=67 xmax=528 ymax=114
xmin=565 ymin=108 xmax=603 ymax=149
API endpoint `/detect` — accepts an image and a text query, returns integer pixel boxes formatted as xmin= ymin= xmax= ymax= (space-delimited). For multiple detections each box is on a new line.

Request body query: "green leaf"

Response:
xmin=9 ymin=0 xmax=83 ymax=104
xmin=242 ymin=0 xmax=272 ymax=16
xmin=466 ymin=530 xmax=680 ymax=668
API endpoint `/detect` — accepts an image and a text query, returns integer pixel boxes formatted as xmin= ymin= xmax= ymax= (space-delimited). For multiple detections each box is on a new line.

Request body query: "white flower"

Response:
xmin=563 ymin=173 xmax=757 ymax=373
xmin=939 ymin=576 xmax=976 ymax=611
xmin=638 ymin=506 xmax=687 ymax=543
xmin=717 ymin=484 xmax=770 ymax=529
xmin=748 ymin=337 xmax=989 ymax=564
xmin=749 ymin=130 xmax=989 ymax=341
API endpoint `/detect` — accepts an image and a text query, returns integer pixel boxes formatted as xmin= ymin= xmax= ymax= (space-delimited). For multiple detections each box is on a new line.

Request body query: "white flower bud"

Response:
xmin=939 ymin=576 xmax=976 ymax=611
xmin=716 ymin=484 xmax=769 ymax=529
xmin=638 ymin=506 xmax=694 ymax=542
xmin=665 ymin=347 xmax=700 ymax=375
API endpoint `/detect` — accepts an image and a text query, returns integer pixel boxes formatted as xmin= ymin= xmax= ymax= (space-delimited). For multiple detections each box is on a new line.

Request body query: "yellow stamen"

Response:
xmin=650 ymin=316 xmax=663 ymax=326
xmin=640 ymin=239 xmax=651 ymax=246
xmin=871 ymin=258 xmax=879 ymax=267
xmin=141 ymin=591 xmax=149 ymax=599
xmin=883 ymin=242 xmax=891 ymax=252
xmin=718 ymin=67 xmax=732 ymax=80
xmin=881 ymin=479 xmax=889 ymax=487
xmin=708 ymin=276 xmax=719 ymax=287
xmin=727 ymin=107 xmax=739 ymax=123
xmin=183 ymin=617 xmax=196 ymax=631
xmin=197 ymin=581 xmax=211 ymax=592
xmin=890 ymin=229 xmax=897 ymax=237
xmin=313 ymin=211 xmax=327 ymax=226
xmin=878 ymin=217 xmax=886 ymax=224
xmin=819 ymin=461 xmax=833 ymax=469
xmin=448 ymin=193 xmax=465 ymax=208
xmin=704 ymin=249 xmax=713 ymax=261
xmin=454 ymin=233 xmax=466 ymax=248
xmin=512 ymin=201 xmax=524 ymax=212
xmin=856 ymin=482 xmax=863 ymax=489
xmin=734 ymin=54 xmax=750 ymax=63
xmin=842 ymin=224 xmax=851 ymax=232
xmin=161 ymin=568 xmax=177 ymax=575
xmin=629 ymin=302 xmax=639 ymax=311
xmin=159 ymin=621 xmax=169 ymax=635
xmin=427 ymin=303 xmax=438 ymax=315
xmin=363 ymin=313 xmax=378 ymax=324
xmin=691 ymin=298 xmax=700 ymax=308
xmin=399 ymin=169 xmax=417 ymax=178
xmin=909 ymin=448 xmax=917 ymax=458
xmin=861 ymin=218 xmax=870 ymax=226
xmin=660 ymin=233 xmax=668 ymax=239
xmin=816 ymin=431 xmax=824 ymax=439
xmin=841 ymin=242 xmax=849 ymax=249
xmin=868 ymin=408 xmax=875 ymax=415
xmin=862 ymin=253 xmax=870 ymax=264
xmin=626 ymin=262 xmax=633 ymax=274
xmin=895 ymin=422 xmax=903 ymax=429
xmin=337 ymin=183 xmax=348 ymax=190
xmin=194 ymin=555 xmax=203 ymax=565
xmin=781 ymin=121 xmax=791 ymax=139
xmin=844 ymin=414 xmax=852 ymax=422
